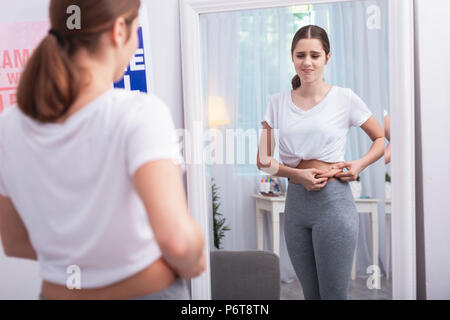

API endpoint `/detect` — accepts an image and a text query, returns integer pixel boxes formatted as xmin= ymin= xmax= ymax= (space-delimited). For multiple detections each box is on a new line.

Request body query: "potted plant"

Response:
xmin=385 ymin=172 xmax=391 ymax=199
xmin=211 ymin=178 xmax=230 ymax=250
xmin=349 ymin=175 xmax=362 ymax=198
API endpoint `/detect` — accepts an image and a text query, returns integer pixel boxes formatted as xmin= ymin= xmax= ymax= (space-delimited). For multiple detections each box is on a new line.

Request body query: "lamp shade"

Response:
xmin=208 ymin=96 xmax=230 ymax=128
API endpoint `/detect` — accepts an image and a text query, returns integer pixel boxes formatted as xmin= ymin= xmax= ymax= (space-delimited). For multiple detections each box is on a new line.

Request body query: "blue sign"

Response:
xmin=114 ymin=27 xmax=149 ymax=93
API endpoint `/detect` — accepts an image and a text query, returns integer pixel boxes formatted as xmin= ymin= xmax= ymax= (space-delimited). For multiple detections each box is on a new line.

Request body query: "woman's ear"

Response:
xmin=325 ymin=52 xmax=332 ymax=65
xmin=110 ymin=16 xmax=128 ymax=47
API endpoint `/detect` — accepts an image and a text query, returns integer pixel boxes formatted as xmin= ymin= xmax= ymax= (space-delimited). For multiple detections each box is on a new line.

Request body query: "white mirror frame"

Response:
xmin=180 ymin=0 xmax=416 ymax=300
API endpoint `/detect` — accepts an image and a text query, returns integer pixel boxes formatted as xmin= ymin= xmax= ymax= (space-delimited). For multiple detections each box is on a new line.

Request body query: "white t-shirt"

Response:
xmin=0 ymin=89 xmax=183 ymax=288
xmin=263 ymin=86 xmax=372 ymax=167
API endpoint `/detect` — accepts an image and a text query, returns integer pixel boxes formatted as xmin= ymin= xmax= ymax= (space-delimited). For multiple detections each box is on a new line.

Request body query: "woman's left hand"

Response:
xmin=331 ymin=160 xmax=365 ymax=181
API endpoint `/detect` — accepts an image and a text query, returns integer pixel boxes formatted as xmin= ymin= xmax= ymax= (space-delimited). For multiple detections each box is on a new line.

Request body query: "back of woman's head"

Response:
xmin=17 ymin=0 xmax=141 ymax=123
xmin=291 ymin=25 xmax=330 ymax=90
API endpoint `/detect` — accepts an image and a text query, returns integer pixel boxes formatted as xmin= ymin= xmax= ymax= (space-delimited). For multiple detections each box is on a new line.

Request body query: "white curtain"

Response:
xmin=201 ymin=7 xmax=299 ymax=283
xmin=200 ymin=0 xmax=390 ymax=285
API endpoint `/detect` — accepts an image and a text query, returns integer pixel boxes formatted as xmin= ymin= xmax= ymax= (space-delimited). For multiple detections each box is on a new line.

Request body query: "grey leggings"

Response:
xmin=284 ymin=179 xmax=359 ymax=300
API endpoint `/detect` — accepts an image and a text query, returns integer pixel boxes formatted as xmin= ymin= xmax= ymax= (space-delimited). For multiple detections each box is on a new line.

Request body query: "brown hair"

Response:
xmin=291 ymin=25 xmax=330 ymax=90
xmin=17 ymin=0 xmax=141 ymax=123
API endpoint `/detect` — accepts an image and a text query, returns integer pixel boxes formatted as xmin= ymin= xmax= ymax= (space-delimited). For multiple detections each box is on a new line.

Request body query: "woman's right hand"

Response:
xmin=289 ymin=168 xmax=328 ymax=191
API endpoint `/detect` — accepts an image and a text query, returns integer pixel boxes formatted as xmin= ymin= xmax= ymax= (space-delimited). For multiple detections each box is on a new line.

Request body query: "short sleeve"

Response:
xmin=126 ymin=95 xmax=184 ymax=177
xmin=261 ymin=95 xmax=277 ymax=128
xmin=348 ymin=89 xmax=373 ymax=127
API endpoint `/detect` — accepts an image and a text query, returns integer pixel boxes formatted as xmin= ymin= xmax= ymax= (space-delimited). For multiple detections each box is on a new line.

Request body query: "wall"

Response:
xmin=0 ymin=0 xmax=49 ymax=299
xmin=144 ymin=0 xmax=185 ymax=128
xmin=415 ymin=0 xmax=450 ymax=299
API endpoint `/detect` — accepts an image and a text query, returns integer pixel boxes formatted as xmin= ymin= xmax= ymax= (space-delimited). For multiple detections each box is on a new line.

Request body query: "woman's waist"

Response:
xmin=40 ymin=256 xmax=177 ymax=300
xmin=295 ymin=159 xmax=341 ymax=180
xmin=279 ymin=151 xmax=344 ymax=170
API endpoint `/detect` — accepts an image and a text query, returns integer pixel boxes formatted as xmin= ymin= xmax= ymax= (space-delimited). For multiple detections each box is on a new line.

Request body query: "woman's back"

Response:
xmin=0 ymin=89 xmax=183 ymax=289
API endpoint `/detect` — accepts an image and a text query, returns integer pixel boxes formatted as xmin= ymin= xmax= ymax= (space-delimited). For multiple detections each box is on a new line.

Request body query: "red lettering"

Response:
xmin=14 ymin=49 xmax=30 ymax=68
xmin=9 ymin=93 xmax=16 ymax=106
xmin=7 ymin=72 xmax=20 ymax=85
xmin=2 ymin=50 xmax=13 ymax=69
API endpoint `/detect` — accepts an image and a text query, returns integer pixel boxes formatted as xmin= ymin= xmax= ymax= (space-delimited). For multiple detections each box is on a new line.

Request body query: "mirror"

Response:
xmin=198 ymin=0 xmax=391 ymax=300
xmin=180 ymin=0 xmax=416 ymax=300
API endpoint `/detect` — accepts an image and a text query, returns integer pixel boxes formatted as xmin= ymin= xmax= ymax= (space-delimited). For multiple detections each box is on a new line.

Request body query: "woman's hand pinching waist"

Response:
xmin=330 ymin=160 xmax=365 ymax=181
xmin=289 ymin=168 xmax=329 ymax=191
xmin=315 ymin=167 xmax=342 ymax=180
xmin=312 ymin=160 xmax=365 ymax=181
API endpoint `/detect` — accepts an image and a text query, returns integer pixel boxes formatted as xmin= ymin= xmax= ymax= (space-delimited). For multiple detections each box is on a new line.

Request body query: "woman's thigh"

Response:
xmin=310 ymin=183 xmax=359 ymax=299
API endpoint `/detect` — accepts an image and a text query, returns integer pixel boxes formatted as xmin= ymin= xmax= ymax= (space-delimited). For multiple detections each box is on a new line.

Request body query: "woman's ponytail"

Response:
xmin=16 ymin=0 xmax=141 ymax=124
xmin=16 ymin=34 xmax=81 ymax=123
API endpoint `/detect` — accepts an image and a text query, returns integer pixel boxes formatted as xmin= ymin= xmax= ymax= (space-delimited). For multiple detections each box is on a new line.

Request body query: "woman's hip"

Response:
xmin=287 ymin=179 xmax=353 ymax=202
xmin=285 ymin=180 xmax=356 ymax=220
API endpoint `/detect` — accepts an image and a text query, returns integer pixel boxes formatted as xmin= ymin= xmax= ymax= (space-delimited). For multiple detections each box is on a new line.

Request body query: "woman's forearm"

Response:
xmin=4 ymin=242 xmax=38 ymax=261
xmin=385 ymin=143 xmax=391 ymax=164
xmin=360 ymin=137 xmax=385 ymax=169
xmin=257 ymin=156 xmax=297 ymax=179
xmin=0 ymin=197 xmax=38 ymax=261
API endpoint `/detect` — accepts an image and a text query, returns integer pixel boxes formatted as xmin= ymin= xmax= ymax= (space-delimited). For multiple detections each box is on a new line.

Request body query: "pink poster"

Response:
xmin=0 ymin=21 xmax=49 ymax=113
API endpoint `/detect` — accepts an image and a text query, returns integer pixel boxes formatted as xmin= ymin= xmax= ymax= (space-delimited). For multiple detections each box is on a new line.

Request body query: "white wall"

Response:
xmin=0 ymin=0 xmax=185 ymax=299
xmin=0 ymin=0 xmax=49 ymax=300
xmin=144 ymin=0 xmax=185 ymax=128
xmin=415 ymin=0 xmax=450 ymax=299
xmin=0 ymin=247 xmax=41 ymax=300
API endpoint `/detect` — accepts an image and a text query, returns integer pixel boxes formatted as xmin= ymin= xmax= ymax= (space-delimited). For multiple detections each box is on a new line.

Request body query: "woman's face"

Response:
xmin=292 ymin=38 xmax=330 ymax=85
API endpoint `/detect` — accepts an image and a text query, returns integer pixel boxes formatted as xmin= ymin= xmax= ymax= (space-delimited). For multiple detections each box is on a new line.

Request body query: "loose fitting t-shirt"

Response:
xmin=0 ymin=89 xmax=183 ymax=288
xmin=262 ymin=86 xmax=372 ymax=167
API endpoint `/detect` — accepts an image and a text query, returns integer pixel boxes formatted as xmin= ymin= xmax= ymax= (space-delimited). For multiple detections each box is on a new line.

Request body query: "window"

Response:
xmin=234 ymin=6 xmax=316 ymax=176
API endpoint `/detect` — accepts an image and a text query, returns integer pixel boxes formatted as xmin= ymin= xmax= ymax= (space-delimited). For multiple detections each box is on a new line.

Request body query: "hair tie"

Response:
xmin=49 ymin=29 xmax=64 ymax=44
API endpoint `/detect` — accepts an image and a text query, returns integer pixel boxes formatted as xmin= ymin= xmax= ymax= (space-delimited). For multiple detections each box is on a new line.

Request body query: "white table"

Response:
xmin=252 ymin=194 xmax=286 ymax=256
xmin=350 ymin=198 xmax=381 ymax=280
xmin=252 ymin=194 xmax=381 ymax=281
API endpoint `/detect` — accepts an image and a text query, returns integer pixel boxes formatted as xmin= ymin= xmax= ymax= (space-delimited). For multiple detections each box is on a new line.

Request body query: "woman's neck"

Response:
xmin=73 ymin=49 xmax=115 ymax=91
xmin=295 ymin=80 xmax=331 ymax=99
xmin=54 ymin=83 xmax=111 ymax=124
xmin=54 ymin=51 xmax=114 ymax=124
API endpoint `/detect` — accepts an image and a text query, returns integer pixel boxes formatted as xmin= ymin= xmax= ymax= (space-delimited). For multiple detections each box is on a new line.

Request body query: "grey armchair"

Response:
xmin=210 ymin=250 xmax=280 ymax=300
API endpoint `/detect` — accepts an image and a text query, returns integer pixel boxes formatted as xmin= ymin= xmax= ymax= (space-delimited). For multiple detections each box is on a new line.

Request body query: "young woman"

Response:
xmin=0 ymin=0 xmax=205 ymax=300
xmin=257 ymin=25 xmax=384 ymax=300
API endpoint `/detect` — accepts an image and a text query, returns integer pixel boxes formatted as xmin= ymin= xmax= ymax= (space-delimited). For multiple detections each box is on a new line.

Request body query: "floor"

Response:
xmin=280 ymin=276 xmax=392 ymax=300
